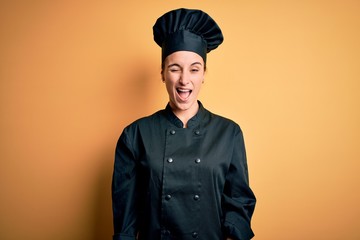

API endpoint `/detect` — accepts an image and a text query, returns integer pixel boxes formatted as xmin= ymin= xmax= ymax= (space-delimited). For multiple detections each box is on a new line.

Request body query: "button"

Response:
xmin=165 ymin=194 xmax=172 ymax=200
xmin=167 ymin=158 xmax=173 ymax=163
xmin=192 ymin=231 xmax=198 ymax=238
xmin=193 ymin=195 xmax=200 ymax=201
xmin=162 ymin=229 xmax=171 ymax=236
xmin=194 ymin=130 xmax=200 ymax=135
xmin=170 ymin=130 xmax=176 ymax=135
xmin=195 ymin=158 xmax=201 ymax=163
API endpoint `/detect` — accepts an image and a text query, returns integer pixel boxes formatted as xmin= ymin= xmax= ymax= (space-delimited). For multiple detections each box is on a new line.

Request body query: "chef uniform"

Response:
xmin=112 ymin=8 xmax=256 ymax=240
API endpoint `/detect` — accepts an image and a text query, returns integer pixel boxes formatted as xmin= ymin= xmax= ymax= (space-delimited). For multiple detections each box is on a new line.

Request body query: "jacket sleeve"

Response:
xmin=222 ymin=126 xmax=256 ymax=240
xmin=112 ymin=127 xmax=140 ymax=240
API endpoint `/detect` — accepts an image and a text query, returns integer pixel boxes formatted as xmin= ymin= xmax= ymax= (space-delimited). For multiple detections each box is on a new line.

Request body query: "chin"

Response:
xmin=176 ymin=101 xmax=196 ymax=111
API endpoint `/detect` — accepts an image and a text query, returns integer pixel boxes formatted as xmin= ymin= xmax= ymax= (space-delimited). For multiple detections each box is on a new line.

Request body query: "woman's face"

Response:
xmin=162 ymin=51 xmax=205 ymax=114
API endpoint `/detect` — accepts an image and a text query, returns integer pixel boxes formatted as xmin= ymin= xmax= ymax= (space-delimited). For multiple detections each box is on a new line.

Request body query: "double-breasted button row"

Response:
xmin=161 ymin=228 xmax=198 ymax=238
xmin=168 ymin=129 xmax=200 ymax=135
xmin=164 ymin=194 xmax=199 ymax=201
xmin=161 ymin=229 xmax=171 ymax=236
xmin=162 ymin=226 xmax=198 ymax=238
xmin=167 ymin=158 xmax=201 ymax=164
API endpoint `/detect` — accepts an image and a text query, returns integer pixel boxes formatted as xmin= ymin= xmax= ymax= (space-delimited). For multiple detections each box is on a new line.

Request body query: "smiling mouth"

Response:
xmin=177 ymin=88 xmax=192 ymax=100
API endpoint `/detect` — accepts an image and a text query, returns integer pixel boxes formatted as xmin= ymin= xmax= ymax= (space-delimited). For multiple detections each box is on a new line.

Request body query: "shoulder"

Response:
xmin=121 ymin=109 xmax=165 ymax=135
xmin=204 ymin=108 xmax=242 ymax=134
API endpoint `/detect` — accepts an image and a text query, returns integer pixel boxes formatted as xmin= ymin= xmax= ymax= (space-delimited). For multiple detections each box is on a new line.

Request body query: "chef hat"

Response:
xmin=153 ymin=8 xmax=224 ymax=63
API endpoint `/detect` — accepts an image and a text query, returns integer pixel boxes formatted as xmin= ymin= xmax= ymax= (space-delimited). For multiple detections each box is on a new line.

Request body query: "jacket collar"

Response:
xmin=165 ymin=100 xmax=205 ymax=129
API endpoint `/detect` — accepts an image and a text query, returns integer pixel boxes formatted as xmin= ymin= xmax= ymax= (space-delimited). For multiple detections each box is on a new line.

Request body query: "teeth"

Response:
xmin=177 ymin=88 xmax=191 ymax=92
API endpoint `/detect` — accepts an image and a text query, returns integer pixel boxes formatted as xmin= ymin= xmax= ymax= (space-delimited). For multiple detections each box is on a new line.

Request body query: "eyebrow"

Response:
xmin=167 ymin=62 xmax=203 ymax=68
xmin=191 ymin=62 xmax=203 ymax=67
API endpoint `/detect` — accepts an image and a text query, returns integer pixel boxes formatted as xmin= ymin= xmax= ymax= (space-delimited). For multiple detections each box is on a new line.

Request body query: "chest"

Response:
xmin=138 ymin=126 xmax=234 ymax=184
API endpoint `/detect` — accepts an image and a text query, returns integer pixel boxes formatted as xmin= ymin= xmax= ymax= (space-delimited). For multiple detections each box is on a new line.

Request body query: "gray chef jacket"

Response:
xmin=112 ymin=101 xmax=256 ymax=240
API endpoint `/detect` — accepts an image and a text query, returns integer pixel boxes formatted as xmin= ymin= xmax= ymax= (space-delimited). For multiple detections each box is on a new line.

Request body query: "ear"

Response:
xmin=161 ymin=71 xmax=165 ymax=82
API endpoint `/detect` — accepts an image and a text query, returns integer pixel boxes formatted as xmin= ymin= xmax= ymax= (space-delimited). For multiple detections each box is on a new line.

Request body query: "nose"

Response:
xmin=179 ymin=71 xmax=190 ymax=85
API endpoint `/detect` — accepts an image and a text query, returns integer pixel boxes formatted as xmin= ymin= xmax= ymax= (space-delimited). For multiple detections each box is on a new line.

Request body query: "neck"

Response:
xmin=171 ymin=102 xmax=199 ymax=128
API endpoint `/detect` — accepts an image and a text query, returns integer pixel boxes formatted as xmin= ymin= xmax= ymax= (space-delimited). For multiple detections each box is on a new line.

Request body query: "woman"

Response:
xmin=112 ymin=8 xmax=256 ymax=240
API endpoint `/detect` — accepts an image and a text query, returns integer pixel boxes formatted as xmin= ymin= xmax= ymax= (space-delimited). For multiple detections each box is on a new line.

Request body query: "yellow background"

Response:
xmin=1 ymin=1 xmax=359 ymax=239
